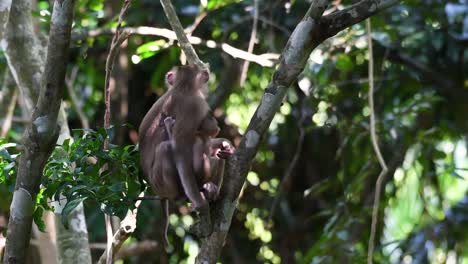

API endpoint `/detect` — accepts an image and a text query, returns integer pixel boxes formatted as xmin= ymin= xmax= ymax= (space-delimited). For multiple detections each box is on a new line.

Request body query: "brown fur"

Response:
xmin=139 ymin=65 xmax=234 ymax=243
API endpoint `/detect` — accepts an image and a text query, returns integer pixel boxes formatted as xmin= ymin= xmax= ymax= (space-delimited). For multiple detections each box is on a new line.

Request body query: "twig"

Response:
xmin=239 ymin=0 xmax=259 ymax=86
xmin=98 ymin=194 xmax=143 ymax=264
xmin=65 ymin=66 xmax=90 ymax=129
xmin=160 ymin=0 xmax=204 ymax=67
xmin=102 ymin=1 xmax=132 ymax=263
xmin=366 ymin=19 xmax=388 ymax=264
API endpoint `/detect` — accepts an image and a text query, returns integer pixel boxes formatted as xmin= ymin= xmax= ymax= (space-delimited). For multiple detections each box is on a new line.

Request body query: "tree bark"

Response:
xmin=3 ymin=0 xmax=76 ymax=263
xmin=1 ymin=0 xmax=92 ymax=262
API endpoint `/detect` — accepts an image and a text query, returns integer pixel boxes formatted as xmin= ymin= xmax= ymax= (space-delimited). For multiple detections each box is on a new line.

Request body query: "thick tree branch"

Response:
xmin=318 ymin=0 xmax=400 ymax=41
xmin=196 ymin=1 xmax=329 ymax=263
xmin=1 ymin=0 xmax=44 ymax=112
xmin=196 ymin=0 xmax=400 ymax=262
xmin=4 ymin=0 xmax=76 ymax=263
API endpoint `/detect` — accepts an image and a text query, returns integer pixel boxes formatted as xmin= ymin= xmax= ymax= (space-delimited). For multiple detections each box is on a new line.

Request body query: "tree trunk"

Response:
xmin=3 ymin=0 xmax=77 ymax=262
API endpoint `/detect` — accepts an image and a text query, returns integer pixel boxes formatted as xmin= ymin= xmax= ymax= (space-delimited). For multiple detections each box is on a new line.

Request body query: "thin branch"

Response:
xmin=366 ymin=19 xmax=388 ymax=264
xmin=101 ymin=1 xmax=132 ymax=263
xmin=98 ymin=195 xmax=143 ymax=264
xmin=65 ymin=66 xmax=90 ymax=129
xmin=0 ymin=89 xmax=17 ymax=138
xmin=72 ymin=26 xmax=278 ymax=67
xmin=0 ymin=70 xmax=18 ymax=137
xmin=239 ymin=0 xmax=259 ymax=86
xmin=160 ymin=0 xmax=203 ymax=67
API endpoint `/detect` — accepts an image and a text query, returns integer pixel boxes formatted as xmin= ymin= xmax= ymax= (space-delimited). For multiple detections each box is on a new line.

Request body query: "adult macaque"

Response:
xmin=139 ymin=64 xmax=234 ymax=242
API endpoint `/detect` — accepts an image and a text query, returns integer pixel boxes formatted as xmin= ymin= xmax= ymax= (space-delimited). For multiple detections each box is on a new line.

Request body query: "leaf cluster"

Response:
xmin=38 ymin=127 xmax=142 ymax=229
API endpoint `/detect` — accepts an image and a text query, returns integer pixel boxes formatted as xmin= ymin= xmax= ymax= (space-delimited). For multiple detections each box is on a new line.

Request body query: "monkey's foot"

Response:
xmin=202 ymin=182 xmax=219 ymax=201
xmin=189 ymin=205 xmax=213 ymax=237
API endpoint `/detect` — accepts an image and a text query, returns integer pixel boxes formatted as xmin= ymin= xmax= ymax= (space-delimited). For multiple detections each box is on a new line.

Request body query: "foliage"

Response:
xmin=1 ymin=0 xmax=467 ymax=263
xmin=41 ymin=127 xmax=142 ymax=225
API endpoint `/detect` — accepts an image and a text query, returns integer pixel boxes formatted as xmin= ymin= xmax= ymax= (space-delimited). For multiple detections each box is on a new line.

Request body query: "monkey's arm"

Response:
xmin=139 ymin=93 xmax=169 ymax=141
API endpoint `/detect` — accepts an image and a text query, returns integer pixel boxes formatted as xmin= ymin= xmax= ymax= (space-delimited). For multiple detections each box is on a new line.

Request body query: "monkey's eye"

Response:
xmin=200 ymin=70 xmax=209 ymax=83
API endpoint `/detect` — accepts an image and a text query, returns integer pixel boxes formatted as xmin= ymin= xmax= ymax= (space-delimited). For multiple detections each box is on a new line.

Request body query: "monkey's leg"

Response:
xmin=171 ymin=144 xmax=213 ymax=237
xmin=152 ymin=141 xmax=181 ymax=200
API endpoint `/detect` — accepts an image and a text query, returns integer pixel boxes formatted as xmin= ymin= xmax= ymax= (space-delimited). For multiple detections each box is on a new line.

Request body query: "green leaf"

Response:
xmin=33 ymin=207 xmax=46 ymax=232
xmin=108 ymin=182 xmax=124 ymax=192
xmin=335 ymin=54 xmax=354 ymax=72
xmin=0 ymin=148 xmax=12 ymax=160
xmin=61 ymin=197 xmax=87 ymax=226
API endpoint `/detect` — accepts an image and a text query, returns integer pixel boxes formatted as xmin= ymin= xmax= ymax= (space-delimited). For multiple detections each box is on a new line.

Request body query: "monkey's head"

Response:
xmin=166 ymin=65 xmax=210 ymax=96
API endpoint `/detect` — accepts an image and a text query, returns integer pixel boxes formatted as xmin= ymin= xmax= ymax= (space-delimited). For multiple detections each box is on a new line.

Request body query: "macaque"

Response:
xmin=139 ymin=64 xmax=234 ymax=242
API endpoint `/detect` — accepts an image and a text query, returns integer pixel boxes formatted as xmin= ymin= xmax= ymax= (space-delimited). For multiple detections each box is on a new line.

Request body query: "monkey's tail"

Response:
xmin=162 ymin=198 xmax=170 ymax=248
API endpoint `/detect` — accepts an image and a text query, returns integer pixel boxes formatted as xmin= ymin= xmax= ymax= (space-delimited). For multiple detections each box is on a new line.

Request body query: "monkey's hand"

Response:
xmin=202 ymin=182 xmax=220 ymax=201
xmin=211 ymin=139 xmax=235 ymax=159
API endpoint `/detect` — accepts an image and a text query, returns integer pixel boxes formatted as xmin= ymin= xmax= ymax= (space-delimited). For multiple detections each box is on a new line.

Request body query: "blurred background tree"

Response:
xmin=0 ymin=0 xmax=467 ymax=263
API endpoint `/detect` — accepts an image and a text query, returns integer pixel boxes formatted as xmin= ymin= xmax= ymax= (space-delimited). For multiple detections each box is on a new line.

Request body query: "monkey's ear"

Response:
xmin=200 ymin=69 xmax=209 ymax=83
xmin=166 ymin=71 xmax=175 ymax=86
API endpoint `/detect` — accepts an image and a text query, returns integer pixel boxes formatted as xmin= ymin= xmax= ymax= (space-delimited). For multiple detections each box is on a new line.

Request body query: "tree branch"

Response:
xmin=101 ymin=1 xmax=132 ymax=263
xmin=72 ymin=26 xmax=278 ymax=67
xmin=1 ymin=0 xmax=45 ymax=112
xmin=239 ymin=0 xmax=259 ymax=86
xmin=4 ymin=0 xmax=76 ymax=262
xmin=196 ymin=1 xmax=329 ymax=262
xmin=97 ymin=197 xmax=143 ymax=264
xmin=160 ymin=0 xmax=203 ymax=67
xmin=318 ymin=0 xmax=400 ymax=41
xmin=65 ymin=66 xmax=90 ymax=129
xmin=0 ymin=70 xmax=18 ymax=138
xmin=196 ymin=0 xmax=400 ymax=262
xmin=365 ymin=19 xmax=388 ymax=264
xmin=0 ymin=0 xmax=11 ymax=41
